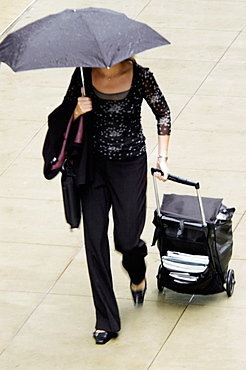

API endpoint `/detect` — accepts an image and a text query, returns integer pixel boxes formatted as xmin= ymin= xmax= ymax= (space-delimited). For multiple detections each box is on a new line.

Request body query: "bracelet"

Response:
xmin=157 ymin=155 xmax=168 ymax=160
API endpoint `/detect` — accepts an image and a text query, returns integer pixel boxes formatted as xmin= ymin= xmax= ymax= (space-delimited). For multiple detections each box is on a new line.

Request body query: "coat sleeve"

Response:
xmin=42 ymin=68 xmax=81 ymax=180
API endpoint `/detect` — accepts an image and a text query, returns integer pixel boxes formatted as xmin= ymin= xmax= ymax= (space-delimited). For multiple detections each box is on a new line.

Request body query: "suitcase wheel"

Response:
xmin=226 ymin=269 xmax=236 ymax=297
xmin=156 ymin=264 xmax=164 ymax=292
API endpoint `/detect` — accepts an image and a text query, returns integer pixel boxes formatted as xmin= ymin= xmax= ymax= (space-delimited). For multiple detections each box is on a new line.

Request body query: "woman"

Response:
xmin=43 ymin=58 xmax=171 ymax=344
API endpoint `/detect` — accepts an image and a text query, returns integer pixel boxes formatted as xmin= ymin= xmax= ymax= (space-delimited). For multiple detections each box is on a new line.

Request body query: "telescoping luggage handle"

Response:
xmin=151 ymin=168 xmax=207 ymax=226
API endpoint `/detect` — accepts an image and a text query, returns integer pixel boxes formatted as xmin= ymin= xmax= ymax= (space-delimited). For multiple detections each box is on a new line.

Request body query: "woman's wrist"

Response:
xmin=157 ymin=154 xmax=168 ymax=160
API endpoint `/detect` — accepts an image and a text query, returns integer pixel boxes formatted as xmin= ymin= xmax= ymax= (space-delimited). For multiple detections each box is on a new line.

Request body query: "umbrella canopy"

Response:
xmin=0 ymin=7 xmax=170 ymax=72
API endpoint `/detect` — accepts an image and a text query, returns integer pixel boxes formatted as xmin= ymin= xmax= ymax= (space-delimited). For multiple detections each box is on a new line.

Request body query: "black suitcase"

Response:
xmin=151 ymin=169 xmax=236 ymax=297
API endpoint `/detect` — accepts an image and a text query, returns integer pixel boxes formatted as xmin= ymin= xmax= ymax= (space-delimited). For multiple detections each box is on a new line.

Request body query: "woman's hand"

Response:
xmin=74 ymin=88 xmax=93 ymax=120
xmin=155 ymin=157 xmax=169 ymax=182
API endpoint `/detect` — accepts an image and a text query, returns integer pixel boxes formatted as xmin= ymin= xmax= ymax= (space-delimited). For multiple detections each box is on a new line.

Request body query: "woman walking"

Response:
xmin=43 ymin=58 xmax=171 ymax=344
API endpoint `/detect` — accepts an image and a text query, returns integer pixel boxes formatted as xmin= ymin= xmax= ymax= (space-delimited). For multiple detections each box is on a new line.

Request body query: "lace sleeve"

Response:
xmin=141 ymin=67 xmax=171 ymax=135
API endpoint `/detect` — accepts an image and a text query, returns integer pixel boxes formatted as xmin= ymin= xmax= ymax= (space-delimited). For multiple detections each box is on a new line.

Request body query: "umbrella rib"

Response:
xmin=83 ymin=15 xmax=108 ymax=68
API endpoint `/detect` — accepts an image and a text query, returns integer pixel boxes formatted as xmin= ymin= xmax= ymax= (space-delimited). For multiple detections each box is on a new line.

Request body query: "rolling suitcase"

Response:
xmin=151 ymin=169 xmax=236 ymax=297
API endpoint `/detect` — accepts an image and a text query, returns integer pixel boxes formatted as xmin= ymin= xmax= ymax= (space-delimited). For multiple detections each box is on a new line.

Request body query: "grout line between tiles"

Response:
xmin=0 ymin=240 xmax=83 ymax=248
xmin=0 ymin=0 xmax=40 ymax=40
xmin=147 ymin=295 xmax=194 ymax=369
xmin=164 ymin=26 xmax=246 ymax=126
xmin=233 ymin=210 xmax=246 ymax=233
xmin=135 ymin=0 xmax=153 ymax=20
xmin=0 ymin=123 xmax=46 ymax=177
xmin=0 ymin=244 xmax=82 ymax=357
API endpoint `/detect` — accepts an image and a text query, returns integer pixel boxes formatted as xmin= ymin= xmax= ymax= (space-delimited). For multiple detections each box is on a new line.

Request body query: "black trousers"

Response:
xmin=80 ymin=153 xmax=148 ymax=332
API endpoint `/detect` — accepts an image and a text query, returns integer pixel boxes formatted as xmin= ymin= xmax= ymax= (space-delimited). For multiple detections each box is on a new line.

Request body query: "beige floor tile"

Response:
xmin=51 ymin=241 xmax=131 ymax=298
xmin=18 ymin=127 xmax=47 ymax=160
xmin=0 ymin=0 xmax=32 ymax=34
xmin=50 ymin=247 xmax=92 ymax=297
xmin=232 ymin=212 xmax=246 ymax=260
xmin=149 ymin=304 xmax=246 ymax=370
xmin=0 ymin=197 xmax=82 ymax=246
xmin=0 ymin=69 xmax=70 ymax=128
xmin=222 ymin=31 xmax=246 ymax=63
xmin=144 ymin=126 xmax=160 ymax=155
xmin=0 ymin=291 xmax=44 ymax=353
xmin=0 ymin=0 xmax=32 ymax=15
xmin=1 ymin=0 xmax=150 ymax=35
xmin=0 ymin=295 xmax=95 ymax=370
xmin=0 ymin=118 xmax=43 ymax=171
xmin=0 ymin=293 xmax=188 ymax=370
xmin=0 ymin=157 xmax=62 ymax=200
xmin=0 ymin=18 xmax=15 ymax=34
xmin=0 ymin=84 xmax=65 ymax=122
xmin=173 ymin=95 xmax=246 ymax=133
xmin=191 ymin=259 xmax=245 ymax=309
xmin=138 ymin=0 xmax=246 ymax=31
xmin=140 ymin=28 xmax=239 ymax=62
xmin=143 ymin=208 xmax=158 ymax=248
xmin=0 ymin=63 xmax=73 ymax=88
xmin=138 ymin=58 xmax=215 ymax=94
xmin=197 ymin=62 xmax=246 ymax=98
xmin=41 ymin=0 xmax=148 ymax=19
xmin=0 ymin=0 xmax=245 ymax=368
xmin=0 ymin=242 xmax=80 ymax=292
xmin=159 ymin=129 xmax=245 ymax=173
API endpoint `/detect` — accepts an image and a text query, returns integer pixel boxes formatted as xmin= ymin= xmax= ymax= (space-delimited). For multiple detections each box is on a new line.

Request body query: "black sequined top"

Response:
xmin=64 ymin=62 xmax=171 ymax=160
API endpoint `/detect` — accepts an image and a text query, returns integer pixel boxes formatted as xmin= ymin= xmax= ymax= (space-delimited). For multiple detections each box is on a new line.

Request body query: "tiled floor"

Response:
xmin=0 ymin=0 xmax=245 ymax=369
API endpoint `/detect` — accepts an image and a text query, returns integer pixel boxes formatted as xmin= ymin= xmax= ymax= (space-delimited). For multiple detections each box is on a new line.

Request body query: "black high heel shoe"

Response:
xmin=130 ymin=282 xmax=147 ymax=307
xmin=93 ymin=330 xmax=118 ymax=345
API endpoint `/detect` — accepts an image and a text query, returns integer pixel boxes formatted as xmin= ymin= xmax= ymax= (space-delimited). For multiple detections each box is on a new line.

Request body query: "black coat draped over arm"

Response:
xmin=42 ymin=67 xmax=94 ymax=186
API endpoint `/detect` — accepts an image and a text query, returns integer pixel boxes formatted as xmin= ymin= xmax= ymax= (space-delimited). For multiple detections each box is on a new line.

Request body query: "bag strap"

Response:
xmin=51 ymin=113 xmax=74 ymax=170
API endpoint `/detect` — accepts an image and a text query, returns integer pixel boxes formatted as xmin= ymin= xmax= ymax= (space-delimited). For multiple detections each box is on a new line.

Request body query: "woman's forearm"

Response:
xmin=155 ymin=134 xmax=170 ymax=181
xmin=158 ymin=134 xmax=170 ymax=158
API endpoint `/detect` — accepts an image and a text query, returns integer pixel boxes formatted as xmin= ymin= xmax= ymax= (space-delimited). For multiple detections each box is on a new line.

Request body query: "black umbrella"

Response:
xmin=0 ymin=7 xmax=170 ymax=229
xmin=0 ymin=7 xmax=170 ymax=72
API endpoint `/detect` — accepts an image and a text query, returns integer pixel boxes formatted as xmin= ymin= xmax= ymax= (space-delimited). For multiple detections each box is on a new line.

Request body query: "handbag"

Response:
xmin=61 ymin=160 xmax=81 ymax=229
xmin=52 ymin=114 xmax=83 ymax=229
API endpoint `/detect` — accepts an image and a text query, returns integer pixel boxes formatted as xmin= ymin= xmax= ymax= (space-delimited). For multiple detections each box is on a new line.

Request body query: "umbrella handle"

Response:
xmin=80 ymin=67 xmax=86 ymax=96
